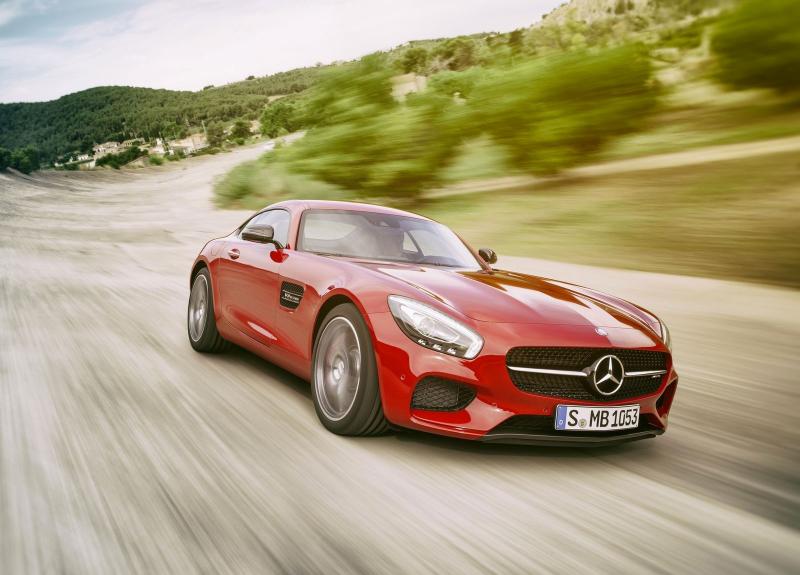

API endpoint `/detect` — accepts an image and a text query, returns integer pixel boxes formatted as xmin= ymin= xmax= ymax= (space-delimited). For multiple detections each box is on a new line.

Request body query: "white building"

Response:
xmin=93 ymin=141 xmax=120 ymax=159
xmin=168 ymin=133 xmax=208 ymax=155
xmin=391 ymin=73 xmax=428 ymax=101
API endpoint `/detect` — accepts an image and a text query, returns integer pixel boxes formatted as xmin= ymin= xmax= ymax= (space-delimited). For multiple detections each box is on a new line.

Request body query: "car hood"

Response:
xmin=359 ymin=263 xmax=655 ymax=330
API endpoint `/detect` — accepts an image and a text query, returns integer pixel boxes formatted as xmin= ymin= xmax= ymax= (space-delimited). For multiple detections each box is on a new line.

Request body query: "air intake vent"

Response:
xmin=411 ymin=377 xmax=476 ymax=411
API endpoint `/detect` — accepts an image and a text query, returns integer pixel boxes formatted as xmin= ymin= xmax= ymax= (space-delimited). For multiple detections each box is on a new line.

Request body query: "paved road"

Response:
xmin=1 ymin=148 xmax=798 ymax=574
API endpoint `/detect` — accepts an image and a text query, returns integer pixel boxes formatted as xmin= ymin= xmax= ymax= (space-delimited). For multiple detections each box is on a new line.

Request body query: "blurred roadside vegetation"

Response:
xmin=215 ymin=0 xmax=800 ymax=287
xmin=426 ymin=150 xmax=800 ymax=288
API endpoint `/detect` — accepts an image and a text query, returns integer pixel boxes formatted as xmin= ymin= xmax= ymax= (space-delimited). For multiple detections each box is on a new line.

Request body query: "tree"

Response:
xmin=9 ymin=146 xmax=40 ymax=174
xmin=470 ymin=45 xmax=657 ymax=174
xmin=260 ymin=100 xmax=297 ymax=138
xmin=302 ymin=54 xmax=395 ymax=128
xmin=435 ymin=38 xmax=477 ymax=71
xmin=401 ymin=47 xmax=429 ymax=74
xmin=206 ymin=122 xmax=225 ymax=147
xmin=276 ymin=55 xmax=463 ymax=200
xmin=712 ymin=0 xmax=800 ymax=92
xmin=0 ymin=147 xmax=10 ymax=171
xmin=508 ymin=29 xmax=524 ymax=54
xmin=230 ymin=119 xmax=252 ymax=140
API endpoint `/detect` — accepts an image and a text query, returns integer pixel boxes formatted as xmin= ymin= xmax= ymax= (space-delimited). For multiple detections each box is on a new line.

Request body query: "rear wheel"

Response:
xmin=188 ymin=268 xmax=228 ymax=353
xmin=312 ymin=303 xmax=389 ymax=436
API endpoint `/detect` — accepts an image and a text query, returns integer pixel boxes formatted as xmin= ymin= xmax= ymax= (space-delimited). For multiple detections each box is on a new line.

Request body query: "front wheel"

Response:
xmin=311 ymin=303 xmax=389 ymax=436
xmin=187 ymin=268 xmax=228 ymax=353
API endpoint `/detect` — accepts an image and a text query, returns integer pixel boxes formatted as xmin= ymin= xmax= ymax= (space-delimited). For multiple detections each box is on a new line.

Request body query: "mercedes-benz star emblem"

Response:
xmin=595 ymin=327 xmax=608 ymax=336
xmin=591 ymin=355 xmax=625 ymax=396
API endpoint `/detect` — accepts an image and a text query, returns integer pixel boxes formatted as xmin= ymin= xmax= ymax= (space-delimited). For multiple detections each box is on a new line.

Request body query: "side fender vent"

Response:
xmin=280 ymin=282 xmax=304 ymax=309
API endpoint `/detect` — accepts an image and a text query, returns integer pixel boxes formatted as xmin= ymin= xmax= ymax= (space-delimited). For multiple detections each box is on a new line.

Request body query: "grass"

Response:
xmin=422 ymin=150 xmax=800 ymax=288
xmin=600 ymin=82 xmax=800 ymax=161
xmin=439 ymin=136 xmax=513 ymax=183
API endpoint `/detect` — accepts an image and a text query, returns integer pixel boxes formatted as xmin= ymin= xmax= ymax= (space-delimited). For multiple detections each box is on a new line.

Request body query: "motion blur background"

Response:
xmin=1 ymin=0 xmax=799 ymax=573
xmin=214 ymin=0 xmax=800 ymax=288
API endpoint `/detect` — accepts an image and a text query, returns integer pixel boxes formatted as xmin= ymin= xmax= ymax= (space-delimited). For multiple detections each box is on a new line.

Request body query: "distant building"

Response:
xmin=119 ymin=139 xmax=143 ymax=150
xmin=149 ymin=138 xmax=167 ymax=156
xmin=93 ymin=141 xmax=120 ymax=159
xmin=391 ymin=73 xmax=427 ymax=101
xmin=168 ymin=133 xmax=208 ymax=155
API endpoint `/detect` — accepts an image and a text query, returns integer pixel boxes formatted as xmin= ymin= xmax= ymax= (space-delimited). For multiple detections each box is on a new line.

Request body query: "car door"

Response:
xmin=215 ymin=209 xmax=291 ymax=346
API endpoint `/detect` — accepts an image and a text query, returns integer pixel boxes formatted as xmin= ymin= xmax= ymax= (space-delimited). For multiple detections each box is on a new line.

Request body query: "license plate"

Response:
xmin=555 ymin=404 xmax=639 ymax=431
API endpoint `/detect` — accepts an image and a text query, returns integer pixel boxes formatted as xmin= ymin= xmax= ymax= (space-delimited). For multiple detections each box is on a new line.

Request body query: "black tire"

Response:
xmin=311 ymin=303 xmax=389 ymax=436
xmin=187 ymin=267 xmax=229 ymax=353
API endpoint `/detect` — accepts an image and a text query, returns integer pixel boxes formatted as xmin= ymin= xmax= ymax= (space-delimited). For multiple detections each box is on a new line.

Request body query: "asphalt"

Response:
xmin=1 ymin=146 xmax=798 ymax=574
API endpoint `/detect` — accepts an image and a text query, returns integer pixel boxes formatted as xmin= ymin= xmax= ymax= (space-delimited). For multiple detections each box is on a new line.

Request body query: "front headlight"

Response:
xmin=658 ymin=318 xmax=672 ymax=350
xmin=388 ymin=295 xmax=483 ymax=359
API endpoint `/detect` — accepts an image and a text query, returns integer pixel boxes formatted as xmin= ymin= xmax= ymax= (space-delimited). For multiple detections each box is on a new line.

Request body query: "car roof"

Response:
xmin=266 ymin=199 xmax=431 ymax=221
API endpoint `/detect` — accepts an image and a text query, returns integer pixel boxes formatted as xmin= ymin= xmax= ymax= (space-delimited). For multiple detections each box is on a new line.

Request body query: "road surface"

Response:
xmin=1 ymin=148 xmax=798 ymax=574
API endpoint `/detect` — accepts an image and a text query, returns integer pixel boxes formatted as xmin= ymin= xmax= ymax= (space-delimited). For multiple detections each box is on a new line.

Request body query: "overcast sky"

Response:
xmin=0 ymin=0 xmax=563 ymax=103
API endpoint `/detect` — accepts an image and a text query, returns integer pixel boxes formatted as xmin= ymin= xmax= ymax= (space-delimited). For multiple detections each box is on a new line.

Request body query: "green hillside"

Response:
xmin=0 ymin=67 xmax=325 ymax=164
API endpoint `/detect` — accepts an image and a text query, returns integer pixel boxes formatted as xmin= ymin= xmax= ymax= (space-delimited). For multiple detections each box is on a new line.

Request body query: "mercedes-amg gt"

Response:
xmin=188 ymin=200 xmax=677 ymax=445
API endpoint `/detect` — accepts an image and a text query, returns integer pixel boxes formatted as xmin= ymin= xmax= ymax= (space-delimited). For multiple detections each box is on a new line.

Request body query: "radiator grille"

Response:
xmin=506 ymin=347 xmax=668 ymax=401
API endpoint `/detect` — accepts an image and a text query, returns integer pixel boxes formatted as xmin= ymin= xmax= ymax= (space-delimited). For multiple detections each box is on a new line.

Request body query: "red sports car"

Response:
xmin=188 ymin=200 xmax=677 ymax=445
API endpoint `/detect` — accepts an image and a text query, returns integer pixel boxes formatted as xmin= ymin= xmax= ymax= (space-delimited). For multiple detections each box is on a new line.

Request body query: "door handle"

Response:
xmin=228 ymin=248 xmax=240 ymax=260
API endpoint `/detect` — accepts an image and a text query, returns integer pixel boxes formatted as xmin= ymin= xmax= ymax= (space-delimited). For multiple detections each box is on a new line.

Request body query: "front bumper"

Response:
xmin=480 ymin=428 xmax=664 ymax=447
xmin=368 ymin=312 xmax=677 ymax=445
xmin=480 ymin=416 xmax=665 ymax=446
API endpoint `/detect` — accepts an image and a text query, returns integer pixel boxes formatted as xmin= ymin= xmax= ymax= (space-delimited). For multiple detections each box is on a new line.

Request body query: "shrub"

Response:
xmin=712 ymin=0 xmax=800 ymax=92
xmin=401 ymin=47 xmax=429 ymax=74
xmin=246 ymin=45 xmax=657 ymax=204
xmin=469 ymin=45 xmax=657 ymax=173
xmin=230 ymin=119 xmax=252 ymax=140
xmin=8 ymin=146 xmax=40 ymax=173
xmin=95 ymin=146 xmax=145 ymax=169
xmin=260 ymin=100 xmax=298 ymax=138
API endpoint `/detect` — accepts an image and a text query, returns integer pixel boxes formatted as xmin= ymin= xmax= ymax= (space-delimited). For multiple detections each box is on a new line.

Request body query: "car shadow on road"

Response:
xmin=211 ymin=345 xmax=312 ymax=400
xmin=386 ymin=428 xmax=652 ymax=459
xmin=212 ymin=345 xmax=657 ymax=460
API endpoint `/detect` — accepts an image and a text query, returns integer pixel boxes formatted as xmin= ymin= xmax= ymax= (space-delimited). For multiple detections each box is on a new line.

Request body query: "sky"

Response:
xmin=0 ymin=0 xmax=563 ymax=103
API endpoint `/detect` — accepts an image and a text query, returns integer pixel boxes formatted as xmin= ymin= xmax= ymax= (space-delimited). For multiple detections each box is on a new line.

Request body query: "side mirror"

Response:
xmin=478 ymin=247 xmax=497 ymax=265
xmin=242 ymin=224 xmax=281 ymax=247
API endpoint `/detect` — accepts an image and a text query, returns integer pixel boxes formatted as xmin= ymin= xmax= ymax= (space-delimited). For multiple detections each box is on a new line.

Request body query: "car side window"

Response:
xmin=241 ymin=210 xmax=291 ymax=246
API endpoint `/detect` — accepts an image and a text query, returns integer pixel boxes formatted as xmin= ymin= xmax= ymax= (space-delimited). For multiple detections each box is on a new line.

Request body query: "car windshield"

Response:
xmin=298 ymin=209 xmax=481 ymax=268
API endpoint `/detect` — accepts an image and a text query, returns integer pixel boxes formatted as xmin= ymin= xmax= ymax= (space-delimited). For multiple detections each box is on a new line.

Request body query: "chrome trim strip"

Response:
xmin=507 ymin=366 xmax=667 ymax=377
xmin=507 ymin=366 xmax=586 ymax=377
